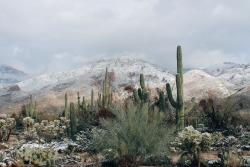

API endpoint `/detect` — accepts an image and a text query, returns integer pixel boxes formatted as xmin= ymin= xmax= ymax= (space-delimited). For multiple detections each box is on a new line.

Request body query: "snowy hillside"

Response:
xmin=2 ymin=57 xmax=248 ymax=114
xmin=183 ymin=69 xmax=235 ymax=99
xmin=204 ymin=62 xmax=250 ymax=89
xmin=0 ymin=65 xmax=28 ymax=88
xmin=17 ymin=56 xmax=174 ymax=93
xmin=0 ymin=56 xmax=174 ymax=113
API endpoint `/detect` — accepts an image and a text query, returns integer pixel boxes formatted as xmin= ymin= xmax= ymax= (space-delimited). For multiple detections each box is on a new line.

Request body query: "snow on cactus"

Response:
xmin=174 ymin=126 xmax=213 ymax=152
xmin=176 ymin=126 xmax=202 ymax=152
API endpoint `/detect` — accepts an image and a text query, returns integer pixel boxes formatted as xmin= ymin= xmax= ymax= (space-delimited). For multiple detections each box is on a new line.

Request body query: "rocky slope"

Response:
xmin=168 ymin=69 xmax=235 ymax=100
xmin=204 ymin=62 xmax=250 ymax=89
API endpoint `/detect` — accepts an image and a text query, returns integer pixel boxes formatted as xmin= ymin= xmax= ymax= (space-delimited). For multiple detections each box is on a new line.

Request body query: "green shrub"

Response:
xmin=91 ymin=101 xmax=174 ymax=166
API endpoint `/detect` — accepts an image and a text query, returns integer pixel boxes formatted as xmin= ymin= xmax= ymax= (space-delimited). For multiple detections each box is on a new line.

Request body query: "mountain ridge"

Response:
xmin=0 ymin=64 xmax=28 ymax=88
xmin=0 ymin=58 xmax=249 ymax=114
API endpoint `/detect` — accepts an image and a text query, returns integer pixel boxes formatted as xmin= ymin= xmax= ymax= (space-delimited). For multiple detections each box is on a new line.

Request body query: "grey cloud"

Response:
xmin=0 ymin=0 xmax=250 ymax=76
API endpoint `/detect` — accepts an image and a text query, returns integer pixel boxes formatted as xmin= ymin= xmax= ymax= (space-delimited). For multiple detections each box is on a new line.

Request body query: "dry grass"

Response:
xmin=37 ymin=113 xmax=58 ymax=122
xmin=225 ymin=155 xmax=240 ymax=167
xmin=202 ymin=150 xmax=219 ymax=161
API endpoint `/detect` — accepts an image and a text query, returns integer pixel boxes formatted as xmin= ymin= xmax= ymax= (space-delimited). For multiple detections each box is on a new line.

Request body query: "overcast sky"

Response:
xmin=1 ymin=0 xmax=250 ymax=76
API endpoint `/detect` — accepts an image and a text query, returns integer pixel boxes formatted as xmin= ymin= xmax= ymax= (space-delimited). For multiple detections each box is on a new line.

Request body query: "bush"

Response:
xmin=174 ymin=126 xmax=214 ymax=167
xmin=90 ymin=101 xmax=174 ymax=166
xmin=198 ymin=96 xmax=249 ymax=131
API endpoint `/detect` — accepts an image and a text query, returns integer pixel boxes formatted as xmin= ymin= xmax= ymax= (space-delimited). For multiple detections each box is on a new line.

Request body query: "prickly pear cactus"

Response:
xmin=20 ymin=147 xmax=58 ymax=166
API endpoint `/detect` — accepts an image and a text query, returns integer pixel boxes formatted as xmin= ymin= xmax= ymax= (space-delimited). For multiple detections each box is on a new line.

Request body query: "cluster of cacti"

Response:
xmin=133 ymin=74 xmax=150 ymax=106
xmin=23 ymin=116 xmax=70 ymax=142
xmin=19 ymin=147 xmax=58 ymax=166
xmin=98 ymin=67 xmax=113 ymax=110
xmin=0 ymin=118 xmax=16 ymax=141
xmin=166 ymin=46 xmax=195 ymax=131
xmin=25 ymin=94 xmax=37 ymax=120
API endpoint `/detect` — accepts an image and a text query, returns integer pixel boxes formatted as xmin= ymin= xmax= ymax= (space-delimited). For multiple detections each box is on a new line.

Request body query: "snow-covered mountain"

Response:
xmin=204 ymin=62 xmax=250 ymax=89
xmin=1 ymin=58 xmax=248 ymax=114
xmin=16 ymin=56 xmax=174 ymax=93
xmin=0 ymin=65 xmax=28 ymax=88
xmin=0 ymin=56 xmax=174 ymax=113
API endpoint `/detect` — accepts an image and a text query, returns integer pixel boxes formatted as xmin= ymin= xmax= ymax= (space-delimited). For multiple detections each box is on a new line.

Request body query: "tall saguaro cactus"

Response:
xmin=166 ymin=46 xmax=195 ymax=131
xmin=70 ymin=102 xmax=77 ymax=141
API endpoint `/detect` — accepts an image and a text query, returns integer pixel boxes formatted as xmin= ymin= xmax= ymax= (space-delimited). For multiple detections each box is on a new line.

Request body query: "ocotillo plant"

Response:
xmin=133 ymin=74 xmax=150 ymax=106
xmin=166 ymin=46 xmax=195 ymax=131
xmin=70 ymin=102 xmax=77 ymax=141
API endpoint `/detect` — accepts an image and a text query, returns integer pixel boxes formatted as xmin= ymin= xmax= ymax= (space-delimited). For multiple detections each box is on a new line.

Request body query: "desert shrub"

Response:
xmin=198 ymin=96 xmax=248 ymax=131
xmin=90 ymin=100 xmax=174 ymax=166
xmin=173 ymin=126 xmax=214 ymax=167
xmin=218 ymin=147 xmax=243 ymax=167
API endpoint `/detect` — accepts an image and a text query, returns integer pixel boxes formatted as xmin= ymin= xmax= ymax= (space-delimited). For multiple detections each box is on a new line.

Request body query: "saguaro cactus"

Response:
xmin=158 ymin=91 xmax=166 ymax=112
xmin=166 ymin=46 xmax=195 ymax=131
xmin=102 ymin=67 xmax=113 ymax=109
xmin=70 ymin=102 xmax=77 ymax=141
xmin=25 ymin=94 xmax=37 ymax=120
xmin=133 ymin=74 xmax=150 ymax=105
xmin=91 ymin=89 xmax=94 ymax=111
xmin=63 ymin=93 xmax=69 ymax=119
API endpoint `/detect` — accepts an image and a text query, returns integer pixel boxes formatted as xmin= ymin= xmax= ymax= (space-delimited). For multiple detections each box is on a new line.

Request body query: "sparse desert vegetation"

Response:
xmin=1 ymin=46 xmax=250 ymax=167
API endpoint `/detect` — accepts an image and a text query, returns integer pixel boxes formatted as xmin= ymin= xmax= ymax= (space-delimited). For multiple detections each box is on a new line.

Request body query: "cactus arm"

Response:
xmin=142 ymin=87 xmax=148 ymax=103
xmin=184 ymin=97 xmax=195 ymax=113
xmin=140 ymin=74 xmax=145 ymax=89
xmin=166 ymin=83 xmax=177 ymax=108
xmin=133 ymin=88 xmax=141 ymax=103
